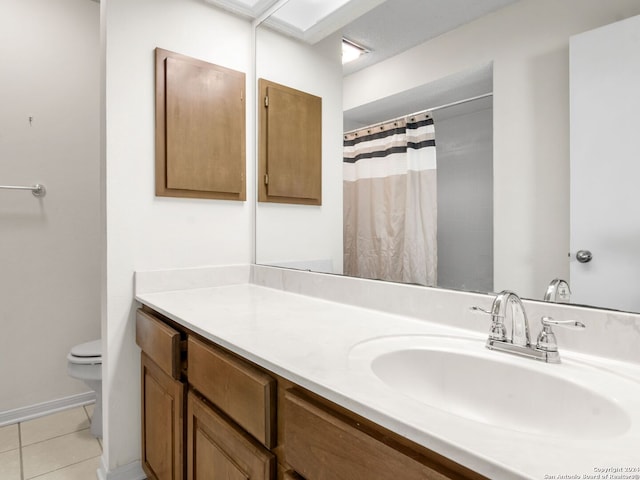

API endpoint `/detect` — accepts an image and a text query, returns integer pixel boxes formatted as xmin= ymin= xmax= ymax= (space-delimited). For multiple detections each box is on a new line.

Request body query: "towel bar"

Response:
xmin=0 ymin=184 xmax=46 ymax=197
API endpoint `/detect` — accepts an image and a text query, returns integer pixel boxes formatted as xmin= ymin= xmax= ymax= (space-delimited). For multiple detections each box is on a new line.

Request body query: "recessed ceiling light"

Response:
xmin=342 ymin=38 xmax=368 ymax=64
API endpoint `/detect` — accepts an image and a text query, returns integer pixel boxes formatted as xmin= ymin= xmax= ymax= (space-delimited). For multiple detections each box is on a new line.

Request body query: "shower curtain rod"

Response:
xmin=344 ymin=92 xmax=493 ymax=136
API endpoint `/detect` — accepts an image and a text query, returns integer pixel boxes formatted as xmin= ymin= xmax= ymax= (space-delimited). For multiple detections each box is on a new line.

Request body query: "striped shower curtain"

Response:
xmin=343 ymin=114 xmax=437 ymax=286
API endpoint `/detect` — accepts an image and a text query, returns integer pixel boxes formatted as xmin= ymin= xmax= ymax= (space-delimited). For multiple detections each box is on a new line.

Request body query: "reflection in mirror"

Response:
xmin=544 ymin=278 xmax=571 ymax=304
xmin=343 ymin=67 xmax=493 ymax=292
xmin=255 ymin=0 xmax=640 ymax=313
xmin=569 ymin=12 xmax=640 ymax=313
xmin=255 ymin=14 xmax=343 ymax=274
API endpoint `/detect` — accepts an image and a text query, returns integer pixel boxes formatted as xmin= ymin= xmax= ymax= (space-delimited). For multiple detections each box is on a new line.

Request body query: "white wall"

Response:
xmin=343 ymin=0 xmax=640 ymax=299
xmin=255 ymin=28 xmax=344 ymax=274
xmin=102 ymin=0 xmax=253 ymax=473
xmin=0 ymin=0 xmax=100 ymax=413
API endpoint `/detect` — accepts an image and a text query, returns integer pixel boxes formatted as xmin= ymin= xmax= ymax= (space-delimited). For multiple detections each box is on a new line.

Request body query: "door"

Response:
xmin=570 ymin=14 xmax=640 ymax=312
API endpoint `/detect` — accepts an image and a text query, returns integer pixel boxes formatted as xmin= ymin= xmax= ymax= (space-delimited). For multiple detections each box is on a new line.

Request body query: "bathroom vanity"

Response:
xmin=134 ymin=266 xmax=640 ymax=480
xmin=135 ymin=305 xmax=483 ymax=480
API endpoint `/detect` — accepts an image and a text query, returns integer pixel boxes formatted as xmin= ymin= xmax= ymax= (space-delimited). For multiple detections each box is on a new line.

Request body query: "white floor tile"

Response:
xmin=0 ymin=449 xmax=21 ymax=480
xmin=21 ymin=407 xmax=90 ymax=446
xmin=28 ymin=455 xmax=101 ymax=480
xmin=0 ymin=424 xmax=20 ymax=453
xmin=22 ymin=429 xmax=101 ymax=479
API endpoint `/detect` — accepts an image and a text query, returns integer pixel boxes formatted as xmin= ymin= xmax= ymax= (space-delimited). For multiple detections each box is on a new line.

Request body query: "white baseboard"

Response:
xmin=97 ymin=458 xmax=146 ymax=480
xmin=0 ymin=391 xmax=96 ymax=427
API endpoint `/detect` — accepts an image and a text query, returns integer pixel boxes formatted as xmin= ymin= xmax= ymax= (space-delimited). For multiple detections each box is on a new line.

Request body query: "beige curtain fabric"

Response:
xmin=343 ymin=115 xmax=437 ymax=286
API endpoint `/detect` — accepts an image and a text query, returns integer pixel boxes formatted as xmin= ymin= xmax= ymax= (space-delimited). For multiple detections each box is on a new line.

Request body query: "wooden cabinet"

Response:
xmin=137 ymin=308 xmax=275 ymax=480
xmin=141 ymin=353 xmax=186 ymax=480
xmin=258 ymin=78 xmax=322 ymax=205
xmin=155 ymin=48 xmax=246 ymax=201
xmin=136 ymin=307 xmax=486 ymax=480
xmin=187 ymin=392 xmax=274 ymax=480
xmin=188 ymin=336 xmax=276 ymax=448
xmin=136 ymin=309 xmax=182 ymax=380
xmin=281 ymin=471 xmax=304 ymax=480
xmin=283 ymin=389 xmax=471 ymax=480
xmin=137 ymin=310 xmax=186 ymax=480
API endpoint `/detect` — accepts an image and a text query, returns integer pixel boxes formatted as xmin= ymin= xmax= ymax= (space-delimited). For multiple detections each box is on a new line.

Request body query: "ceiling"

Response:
xmin=343 ymin=63 xmax=493 ymax=131
xmin=204 ymin=0 xmax=522 ymax=128
xmin=341 ymin=0 xmax=521 ymax=76
xmin=206 ymin=0 xmax=521 ymax=65
xmin=339 ymin=0 xmax=522 ymax=130
xmin=205 ymin=0 xmax=521 ymax=74
xmin=205 ymin=0 xmax=387 ymax=42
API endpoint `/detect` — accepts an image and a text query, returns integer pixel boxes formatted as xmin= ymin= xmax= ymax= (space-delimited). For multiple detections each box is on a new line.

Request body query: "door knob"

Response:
xmin=576 ymin=250 xmax=593 ymax=263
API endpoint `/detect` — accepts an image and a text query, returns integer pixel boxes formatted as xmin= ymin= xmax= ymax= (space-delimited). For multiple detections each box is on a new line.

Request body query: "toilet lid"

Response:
xmin=70 ymin=340 xmax=102 ymax=358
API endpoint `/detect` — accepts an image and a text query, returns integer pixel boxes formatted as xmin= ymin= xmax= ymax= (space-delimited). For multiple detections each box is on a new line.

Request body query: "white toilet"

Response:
xmin=67 ymin=340 xmax=102 ymax=438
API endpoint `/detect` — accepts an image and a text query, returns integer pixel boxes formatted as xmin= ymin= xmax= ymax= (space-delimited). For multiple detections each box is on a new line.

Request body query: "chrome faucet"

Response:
xmin=472 ymin=290 xmax=585 ymax=363
xmin=472 ymin=290 xmax=530 ymax=345
xmin=544 ymin=278 xmax=571 ymax=303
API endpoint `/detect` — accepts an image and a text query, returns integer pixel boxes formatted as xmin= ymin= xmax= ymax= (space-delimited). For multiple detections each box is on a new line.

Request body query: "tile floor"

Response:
xmin=0 ymin=405 xmax=102 ymax=480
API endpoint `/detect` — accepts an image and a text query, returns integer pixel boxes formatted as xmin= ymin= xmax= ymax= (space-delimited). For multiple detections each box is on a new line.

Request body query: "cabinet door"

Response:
xmin=155 ymin=48 xmax=246 ymax=201
xmin=187 ymin=391 xmax=274 ymax=480
xmin=258 ymin=78 xmax=322 ymax=205
xmin=141 ymin=353 xmax=185 ymax=480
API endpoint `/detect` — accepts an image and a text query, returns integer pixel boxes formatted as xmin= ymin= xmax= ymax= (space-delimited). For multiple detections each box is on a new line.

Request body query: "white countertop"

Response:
xmin=136 ymin=282 xmax=640 ymax=480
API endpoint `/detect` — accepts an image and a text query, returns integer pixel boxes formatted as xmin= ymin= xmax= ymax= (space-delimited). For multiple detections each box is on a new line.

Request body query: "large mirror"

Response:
xmin=254 ymin=0 xmax=640 ymax=313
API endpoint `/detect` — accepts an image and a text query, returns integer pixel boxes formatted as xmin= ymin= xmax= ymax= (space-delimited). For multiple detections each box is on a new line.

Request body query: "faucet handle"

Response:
xmin=469 ymin=306 xmax=495 ymax=316
xmin=536 ymin=316 xmax=585 ymax=353
xmin=470 ymin=306 xmax=507 ymax=341
xmin=541 ymin=317 xmax=586 ymax=330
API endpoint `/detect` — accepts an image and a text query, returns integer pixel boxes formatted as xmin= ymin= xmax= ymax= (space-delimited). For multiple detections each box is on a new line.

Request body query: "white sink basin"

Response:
xmin=348 ymin=335 xmax=633 ymax=439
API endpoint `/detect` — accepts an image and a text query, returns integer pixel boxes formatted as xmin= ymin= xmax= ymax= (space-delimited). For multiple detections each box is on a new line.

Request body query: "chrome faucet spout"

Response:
xmin=544 ymin=278 xmax=571 ymax=303
xmin=493 ymin=291 xmax=530 ymax=347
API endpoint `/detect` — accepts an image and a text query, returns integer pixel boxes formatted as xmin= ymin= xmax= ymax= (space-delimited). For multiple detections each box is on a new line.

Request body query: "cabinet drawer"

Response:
xmin=283 ymin=390 xmax=472 ymax=480
xmin=136 ymin=309 xmax=182 ymax=379
xmin=188 ymin=336 xmax=276 ymax=448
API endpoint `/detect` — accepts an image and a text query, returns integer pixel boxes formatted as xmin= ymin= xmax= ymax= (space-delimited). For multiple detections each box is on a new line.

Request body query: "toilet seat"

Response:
xmin=68 ymin=340 xmax=102 ymax=365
